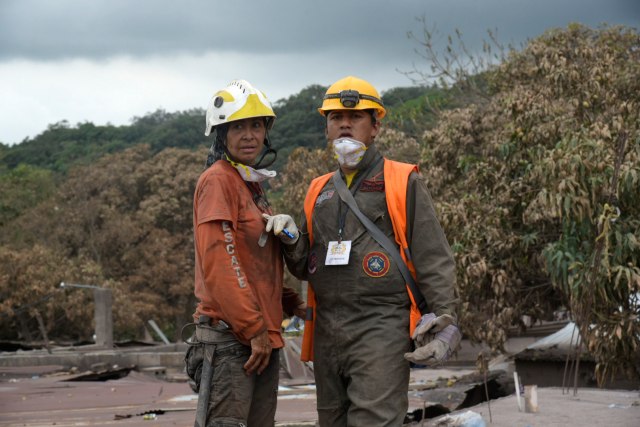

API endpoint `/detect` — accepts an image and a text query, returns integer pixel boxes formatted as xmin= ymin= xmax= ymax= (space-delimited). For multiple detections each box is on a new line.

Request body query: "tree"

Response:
xmin=0 ymin=164 xmax=56 ymax=227
xmin=418 ymin=24 xmax=639 ymax=383
xmin=381 ymin=85 xmax=448 ymax=136
xmin=1 ymin=145 xmax=204 ymax=341
xmin=0 ymin=245 xmax=101 ymax=342
xmin=269 ymin=85 xmax=328 ymax=172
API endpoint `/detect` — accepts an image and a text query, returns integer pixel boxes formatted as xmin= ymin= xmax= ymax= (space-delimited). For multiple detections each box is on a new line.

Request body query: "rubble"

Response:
xmin=1 ymin=334 xmax=638 ymax=426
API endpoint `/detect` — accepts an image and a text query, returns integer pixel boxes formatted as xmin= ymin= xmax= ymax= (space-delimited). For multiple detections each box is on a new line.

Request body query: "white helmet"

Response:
xmin=204 ymin=79 xmax=276 ymax=136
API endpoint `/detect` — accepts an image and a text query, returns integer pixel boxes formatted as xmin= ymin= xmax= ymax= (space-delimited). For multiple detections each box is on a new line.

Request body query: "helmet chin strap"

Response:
xmin=252 ymin=146 xmax=277 ymax=169
xmin=253 ymin=128 xmax=277 ymax=169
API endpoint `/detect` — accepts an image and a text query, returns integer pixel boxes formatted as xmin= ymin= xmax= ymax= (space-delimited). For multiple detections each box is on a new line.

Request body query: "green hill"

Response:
xmin=0 ymin=84 xmax=441 ymax=174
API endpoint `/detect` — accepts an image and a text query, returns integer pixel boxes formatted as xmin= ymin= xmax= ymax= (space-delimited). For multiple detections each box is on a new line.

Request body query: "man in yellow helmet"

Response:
xmin=282 ymin=76 xmax=460 ymax=425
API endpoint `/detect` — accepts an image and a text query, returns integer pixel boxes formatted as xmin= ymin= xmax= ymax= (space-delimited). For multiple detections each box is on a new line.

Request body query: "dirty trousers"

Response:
xmin=196 ymin=338 xmax=280 ymax=426
xmin=313 ymin=335 xmax=410 ymax=426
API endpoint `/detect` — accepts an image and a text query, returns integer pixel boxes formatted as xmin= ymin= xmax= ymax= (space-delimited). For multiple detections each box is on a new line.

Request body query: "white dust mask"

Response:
xmin=332 ymin=137 xmax=367 ymax=168
xmin=227 ymin=157 xmax=277 ymax=182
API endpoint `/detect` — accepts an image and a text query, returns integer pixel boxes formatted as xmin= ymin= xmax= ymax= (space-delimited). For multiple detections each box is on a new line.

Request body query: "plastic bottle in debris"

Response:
xmin=435 ymin=410 xmax=486 ymax=427
xmin=143 ymin=413 xmax=157 ymax=420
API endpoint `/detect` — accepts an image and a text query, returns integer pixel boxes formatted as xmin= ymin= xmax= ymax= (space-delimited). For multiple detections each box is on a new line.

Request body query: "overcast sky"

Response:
xmin=1 ymin=0 xmax=638 ymax=146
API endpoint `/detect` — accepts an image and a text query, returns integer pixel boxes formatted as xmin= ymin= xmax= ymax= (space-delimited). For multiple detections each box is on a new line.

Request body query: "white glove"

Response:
xmin=262 ymin=213 xmax=299 ymax=245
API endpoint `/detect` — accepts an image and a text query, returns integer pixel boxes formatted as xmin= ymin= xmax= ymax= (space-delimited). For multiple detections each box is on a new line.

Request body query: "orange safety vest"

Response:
xmin=300 ymin=159 xmax=422 ymax=361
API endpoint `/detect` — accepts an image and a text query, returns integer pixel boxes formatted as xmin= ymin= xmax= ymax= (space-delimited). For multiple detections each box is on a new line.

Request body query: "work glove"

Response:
xmin=404 ymin=313 xmax=461 ymax=366
xmin=412 ymin=313 xmax=455 ymax=347
xmin=263 ymin=213 xmax=299 ymax=245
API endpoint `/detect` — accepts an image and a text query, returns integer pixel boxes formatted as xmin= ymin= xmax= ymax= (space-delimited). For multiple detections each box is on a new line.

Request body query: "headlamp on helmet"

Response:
xmin=323 ymin=89 xmax=384 ymax=109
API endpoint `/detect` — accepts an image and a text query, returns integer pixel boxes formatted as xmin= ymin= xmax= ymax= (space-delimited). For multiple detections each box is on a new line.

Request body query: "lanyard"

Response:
xmin=336 ymin=157 xmax=383 ymax=242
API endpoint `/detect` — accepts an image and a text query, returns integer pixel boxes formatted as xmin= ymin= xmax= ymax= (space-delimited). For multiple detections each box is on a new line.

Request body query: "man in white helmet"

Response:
xmin=282 ymin=76 xmax=460 ymax=426
xmin=185 ymin=79 xmax=305 ymax=427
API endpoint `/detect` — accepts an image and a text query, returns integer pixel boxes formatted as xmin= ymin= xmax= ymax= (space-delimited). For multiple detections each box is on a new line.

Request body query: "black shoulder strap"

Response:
xmin=331 ymin=171 xmax=428 ymax=314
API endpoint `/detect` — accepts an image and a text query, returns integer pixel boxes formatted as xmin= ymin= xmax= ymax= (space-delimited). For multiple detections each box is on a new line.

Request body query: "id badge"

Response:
xmin=325 ymin=240 xmax=352 ymax=265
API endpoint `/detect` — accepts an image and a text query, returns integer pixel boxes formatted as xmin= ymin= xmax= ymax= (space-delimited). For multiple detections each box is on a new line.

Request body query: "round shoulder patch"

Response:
xmin=362 ymin=251 xmax=390 ymax=278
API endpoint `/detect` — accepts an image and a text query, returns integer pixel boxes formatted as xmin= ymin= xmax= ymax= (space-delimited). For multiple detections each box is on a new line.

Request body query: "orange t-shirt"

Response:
xmin=193 ymin=160 xmax=286 ymax=348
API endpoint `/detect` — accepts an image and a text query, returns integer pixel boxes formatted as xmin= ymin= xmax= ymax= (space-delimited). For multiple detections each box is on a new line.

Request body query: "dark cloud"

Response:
xmin=1 ymin=0 xmax=638 ymax=145
xmin=1 ymin=0 xmax=637 ymax=61
xmin=0 ymin=0 xmax=422 ymax=60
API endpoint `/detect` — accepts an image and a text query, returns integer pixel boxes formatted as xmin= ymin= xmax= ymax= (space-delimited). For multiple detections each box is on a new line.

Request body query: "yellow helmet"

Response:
xmin=205 ymin=79 xmax=276 ymax=136
xmin=318 ymin=76 xmax=386 ymax=119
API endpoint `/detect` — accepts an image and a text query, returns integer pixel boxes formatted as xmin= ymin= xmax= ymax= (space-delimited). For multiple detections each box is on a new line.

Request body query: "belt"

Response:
xmin=195 ymin=325 xmax=237 ymax=343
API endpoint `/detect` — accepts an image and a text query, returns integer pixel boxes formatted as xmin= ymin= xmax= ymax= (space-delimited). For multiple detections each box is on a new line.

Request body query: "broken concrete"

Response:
xmin=3 ymin=364 xmax=639 ymax=427
xmin=514 ymin=322 xmax=640 ymax=390
xmin=2 ymin=329 xmax=639 ymax=426
xmin=0 ymin=342 xmax=186 ymax=372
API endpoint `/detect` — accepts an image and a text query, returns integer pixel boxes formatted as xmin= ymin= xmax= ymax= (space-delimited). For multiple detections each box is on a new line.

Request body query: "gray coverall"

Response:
xmin=284 ymin=144 xmax=458 ymax=426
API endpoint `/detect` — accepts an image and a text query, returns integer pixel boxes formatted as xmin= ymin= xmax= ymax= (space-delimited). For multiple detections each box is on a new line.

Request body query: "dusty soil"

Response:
xmin=1 ymin=365 xmax=638 ymax=426
xmin=421 ymin=387 xmax=640 ymax=427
